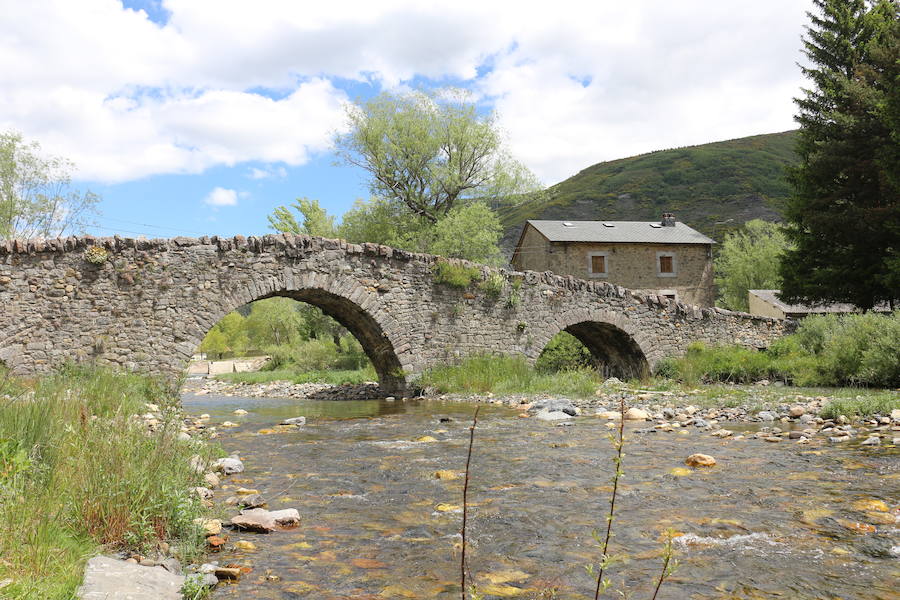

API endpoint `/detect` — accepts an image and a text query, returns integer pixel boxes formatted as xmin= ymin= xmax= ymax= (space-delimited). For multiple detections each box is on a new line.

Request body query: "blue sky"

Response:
xmin=2 ymin=0 xmax=814 ymax=239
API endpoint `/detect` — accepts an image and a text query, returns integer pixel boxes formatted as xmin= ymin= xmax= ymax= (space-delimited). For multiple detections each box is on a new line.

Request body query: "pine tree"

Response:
xmin=780 ymin=0 xmax=900 ymax=310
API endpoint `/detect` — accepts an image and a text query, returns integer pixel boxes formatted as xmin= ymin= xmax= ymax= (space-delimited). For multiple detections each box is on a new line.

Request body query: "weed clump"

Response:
xmin=434 ymin=261 xmax=480 ymax=288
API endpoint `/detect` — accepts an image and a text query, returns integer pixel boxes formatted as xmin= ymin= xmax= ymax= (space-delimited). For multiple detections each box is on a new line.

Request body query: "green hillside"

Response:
xmin=499 ymin=130 xmax=798 ymax=247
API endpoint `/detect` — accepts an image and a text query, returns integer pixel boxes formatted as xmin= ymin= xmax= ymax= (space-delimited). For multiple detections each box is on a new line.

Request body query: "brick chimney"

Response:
xmin=661 ymin=213 xmax=676 ymax=227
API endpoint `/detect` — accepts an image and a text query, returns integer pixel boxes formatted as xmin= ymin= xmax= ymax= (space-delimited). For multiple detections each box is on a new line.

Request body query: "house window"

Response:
xmin=587 ymin=252 xmax=609 ymax=278
xmin=656 ymin=251 xmax=676 ymax=277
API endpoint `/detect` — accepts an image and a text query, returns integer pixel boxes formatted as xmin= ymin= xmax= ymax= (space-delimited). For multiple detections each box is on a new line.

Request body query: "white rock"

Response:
xmin=212 ymin=457 xmax=244 ymax=475
xmin=77 ymin=556 xmax=184 ymax=600
xmin=535 ymin=409 xmax=573 ymax=421
xmin=233 ymin=409 xmax=248 ymax=416
xmin=280 ymin=416 xmax=307 ymax=426
xmin=624 ymin=407 xmax=650 ymax=420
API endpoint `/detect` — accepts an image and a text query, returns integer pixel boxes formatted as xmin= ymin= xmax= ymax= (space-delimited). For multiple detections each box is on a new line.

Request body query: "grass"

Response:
xmin=216 ymin=366 xmax=377 ymax=386
xmin=433 ymin=261 xmax=480 ymax=288
xmin=0 ymin=365 xmax=217 ymax=600
xmin=419 ymin=355 xmax=605 ymax=398
xmin=819 ymin=394 xmax=899 ymax=420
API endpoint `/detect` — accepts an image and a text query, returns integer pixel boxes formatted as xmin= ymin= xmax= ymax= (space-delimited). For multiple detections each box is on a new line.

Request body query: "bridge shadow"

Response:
xmin=558 ymin=321 xmax=650 ymax=380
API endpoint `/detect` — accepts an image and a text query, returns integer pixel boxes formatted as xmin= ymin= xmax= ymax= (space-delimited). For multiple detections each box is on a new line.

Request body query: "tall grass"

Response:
xmin=419 ymin=355 xmax=604 ymax=398
xmin=655 ymin=312 xmax=900 ymax=388
xmin=0 ymin=365 xmax=216 ymax=600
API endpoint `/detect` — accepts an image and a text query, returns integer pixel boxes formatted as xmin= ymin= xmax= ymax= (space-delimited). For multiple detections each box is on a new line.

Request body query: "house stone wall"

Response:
xmin=511 ymin=224 xmax=715 ymax=307
xmin=0 ymin=234 xmax=785 ymax=393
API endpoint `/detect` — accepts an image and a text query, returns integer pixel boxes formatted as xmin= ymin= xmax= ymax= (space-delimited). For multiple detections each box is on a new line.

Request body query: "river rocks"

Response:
xmin=213 ymin=457 xmax=244 ymax=475
xmin=280 ymin=416 xmax=307 ymax=426
xmin=710 ymin=429 xmax=732 ymax=438
xmin=789 ymin=406 xmax=805 ymax=417
xmin=624 ymin=407 xmax=650 ymax=420
xmin=861 ymin=435 xmax=881 ymax=446
xmin=685 ymin=453 xmax=717 ymax=467
xmin=194 ymin=518 xmax=222 ymax=536
xmin=214 ymin=566 xmax=243 ymax=581
xmin=535 ymin=409 xmax=573 ymax=421
xmin=757 ymin=411 xmax=777 ymax=422
xmin=891 ymin=409 xmax=900 ymax=421
xmin=233 ymin=409 xmax=248 ymax=415
xmin=434 ymin=470 xmax=460 ymax=480
xmin=230 ymin=508 xmax=301 ymax=533
xmin=204 ymin=472 xmax=220 ymax=488
xmin=77 ymin=556 xmax=185 ymax=600
xmin=596 ymin=409 xmax=622 ymax=420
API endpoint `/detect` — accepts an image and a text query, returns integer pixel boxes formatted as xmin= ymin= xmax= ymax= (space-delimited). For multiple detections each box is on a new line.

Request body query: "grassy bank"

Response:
xmin=0 ymin=366 xmax=217 ymax=600
xmin=419 ymin=355 xmax=605 ymax=397
xmin=216 ymin=365 xmax=377 ymax=386
xmin=656 ymin=312 xmax=900 ymax=388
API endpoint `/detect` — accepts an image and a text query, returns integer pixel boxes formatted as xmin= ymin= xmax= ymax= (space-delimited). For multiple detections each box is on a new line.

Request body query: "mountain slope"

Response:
xmin=500 ymin=130 xmax=798 ymax=247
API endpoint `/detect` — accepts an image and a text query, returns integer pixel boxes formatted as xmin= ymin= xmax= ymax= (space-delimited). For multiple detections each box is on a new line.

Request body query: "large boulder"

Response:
xmin=77 ymin=556 xmax=184 ymax=600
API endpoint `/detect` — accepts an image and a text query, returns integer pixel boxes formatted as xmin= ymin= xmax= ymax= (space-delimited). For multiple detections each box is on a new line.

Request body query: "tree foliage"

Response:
xmin=268 ymin=197 xmax=337 ymax=237
xmin=780 ymin=0 xmax=900 ymax=309
xmin=0 ymin=131 xmax=100 ymax=240
xmin=334 ymin=89 xmax=541 ymax=223
xmin=714 ymin=219 xmax=791 ymax=311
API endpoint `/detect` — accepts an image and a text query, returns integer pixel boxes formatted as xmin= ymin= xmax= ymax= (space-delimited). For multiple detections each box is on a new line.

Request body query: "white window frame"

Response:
xmin=587 ymin=251 xmax=609 ymax=278
xmin=656 ymin=251 xmax=677 ymax=277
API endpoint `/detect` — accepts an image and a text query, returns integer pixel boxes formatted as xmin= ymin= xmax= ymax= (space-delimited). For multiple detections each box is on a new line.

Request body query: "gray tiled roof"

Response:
xmin=526 ymin=220 xmax=716 ymax=244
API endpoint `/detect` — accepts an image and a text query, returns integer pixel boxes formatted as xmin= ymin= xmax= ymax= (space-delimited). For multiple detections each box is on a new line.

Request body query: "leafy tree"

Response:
xmin=0 ymin=131 xmax=100 ymax=240
xmin=198 ymin=327 xmax=229 ymax=359
xmin=268 ymin=197 xmax=337 ymax=237
xmin=337 ymin=197 xmax=415 ymax=248
xmin=780 ymin=0 xmax=900 ymax=310
xmin=334 ymin=88 xmax=542 ymax=223
xmin=715 ymin=219 xmax=790 ymax=311
xmin=428 ymin=202 xmax=503 ymax=263
xmin=242 ymin=298 xmax=306 ymax=348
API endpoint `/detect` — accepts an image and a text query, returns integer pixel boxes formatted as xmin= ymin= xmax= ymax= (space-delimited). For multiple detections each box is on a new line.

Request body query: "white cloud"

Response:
xmin=204 ymin=187 xmax=238 ymax=207
xmin=248 ymin=166 xmax=288 ymax=180
xmin=0 ymin=0 xmax=814 ymax=185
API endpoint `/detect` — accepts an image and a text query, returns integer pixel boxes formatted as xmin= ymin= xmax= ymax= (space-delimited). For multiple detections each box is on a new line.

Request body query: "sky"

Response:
xmin=1 ymin=0 xmax=814 ymax=239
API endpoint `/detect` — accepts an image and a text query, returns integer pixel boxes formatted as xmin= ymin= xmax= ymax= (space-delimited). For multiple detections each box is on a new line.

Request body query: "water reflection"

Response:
xmin=182 ymin=393 xmax=900 ymax=600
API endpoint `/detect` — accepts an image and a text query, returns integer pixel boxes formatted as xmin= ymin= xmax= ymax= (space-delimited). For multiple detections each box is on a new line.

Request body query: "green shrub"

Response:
xmin=535 ymin=332 xmax=594 ymax=372
xmin=433 ymin=261 xmax=480 ymax=288
xmin=657 ymin=313 xmax=900 ymax=387
xmin=477 ymin=273 xmax=505 ymax=298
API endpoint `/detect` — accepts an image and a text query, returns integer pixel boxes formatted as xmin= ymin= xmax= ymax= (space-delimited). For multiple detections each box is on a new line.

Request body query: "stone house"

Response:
xmin=510 ymin=214 xmax=716 ymax=307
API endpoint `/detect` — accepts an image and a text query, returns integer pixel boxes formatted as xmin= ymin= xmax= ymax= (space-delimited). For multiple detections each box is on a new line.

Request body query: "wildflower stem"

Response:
xmin=461 ymin=405 xmax=480 ymax=600
xmin=594 ymin=395 xmax=626 ymax=600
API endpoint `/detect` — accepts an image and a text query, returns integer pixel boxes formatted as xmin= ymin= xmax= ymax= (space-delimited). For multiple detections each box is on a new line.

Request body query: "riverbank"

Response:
xmin=0 ymin=367 xmax=221 ymax=600
xmin=187 ymin=375 xmax=900 ymax=448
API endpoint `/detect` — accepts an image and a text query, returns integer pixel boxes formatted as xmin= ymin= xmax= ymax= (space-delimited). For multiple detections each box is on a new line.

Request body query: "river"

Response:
xmin=182 ymin=392 xmax=899 ymax=599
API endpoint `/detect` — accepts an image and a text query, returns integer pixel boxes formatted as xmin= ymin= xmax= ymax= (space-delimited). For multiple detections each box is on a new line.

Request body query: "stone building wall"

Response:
xmin=512 ymin=224 xmax=715 ymax=306
xmin=0 ymin=234 xmax=786 ymax=393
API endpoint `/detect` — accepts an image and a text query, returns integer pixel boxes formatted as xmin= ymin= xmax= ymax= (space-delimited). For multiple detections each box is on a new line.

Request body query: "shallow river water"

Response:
xmin=182 ymin=392 xmax=900 ymax=600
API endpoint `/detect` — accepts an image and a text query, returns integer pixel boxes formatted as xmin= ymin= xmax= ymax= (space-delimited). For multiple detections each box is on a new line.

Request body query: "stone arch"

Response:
xmin=532 ymin=309 xmax=654 ymax=379
xmin=182 ymin=273 xmax=410 ymax=394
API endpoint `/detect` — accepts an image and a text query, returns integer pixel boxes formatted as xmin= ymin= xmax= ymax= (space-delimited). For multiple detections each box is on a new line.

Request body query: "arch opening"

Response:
xmin=189 ymin=289 xmax=405 ymax=395
xmin=549 ymin=321 xmax=650 ymax=380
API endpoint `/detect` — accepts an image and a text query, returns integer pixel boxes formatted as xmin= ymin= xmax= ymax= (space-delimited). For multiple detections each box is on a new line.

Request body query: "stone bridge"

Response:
xmin=0 ymin=234 xmax=788 ymax=393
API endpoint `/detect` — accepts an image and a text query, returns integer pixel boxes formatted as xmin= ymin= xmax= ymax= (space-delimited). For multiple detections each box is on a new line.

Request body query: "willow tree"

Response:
xmin=780 ymin=0 xmax=900 ymax=310
xmin=0 ymin=131 xmax=99 ymax=240
xmin=333 ymin=89 xmax=541 ymax=224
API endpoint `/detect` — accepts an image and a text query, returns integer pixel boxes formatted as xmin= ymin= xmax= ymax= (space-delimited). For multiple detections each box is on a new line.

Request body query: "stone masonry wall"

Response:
xmin=0 ymin=234 xmax=788 ymax=393
xmin=512 ymin=224 xmax=715 ymax=307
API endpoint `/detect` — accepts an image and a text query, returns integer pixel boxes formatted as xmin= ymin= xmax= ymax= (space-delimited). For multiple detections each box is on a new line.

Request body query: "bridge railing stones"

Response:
xmin=0 ymin=233 xmax=789 ymax=391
